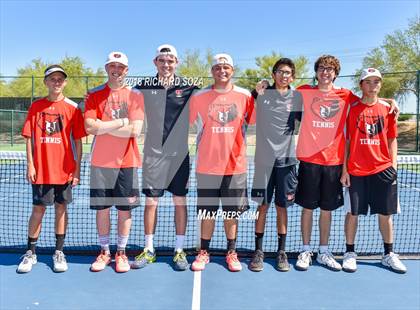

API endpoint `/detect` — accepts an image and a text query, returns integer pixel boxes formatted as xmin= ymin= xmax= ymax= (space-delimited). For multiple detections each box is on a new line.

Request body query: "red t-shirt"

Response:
xmin=346 ymin=99 xmax=397 ymax=176
xmin=296 ymin=84 xmax=359 ymax=165
xmin=189 ymin=85 xmax=255 ymax=175
xmin=21 ymin=97 xmax=87 ymax=184
xmin=84 ymin=84 xmax=144 ymax=168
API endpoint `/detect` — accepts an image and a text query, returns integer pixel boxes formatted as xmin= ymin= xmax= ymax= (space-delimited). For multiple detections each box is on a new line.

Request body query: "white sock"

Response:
xmin=117 ymin=234 xmax=129 ymax=252
xmin=98 ymin=234 xmax=110 ymax=254
xmin=145 ymin=234 xmax=154 ymax=252
xmin=302 ymin=244 xmax=311 ymax=252
xmin=175 ymin=235 xmax=185 ymax=252
xmin=319 ymin=245 xmax=329 ymax=254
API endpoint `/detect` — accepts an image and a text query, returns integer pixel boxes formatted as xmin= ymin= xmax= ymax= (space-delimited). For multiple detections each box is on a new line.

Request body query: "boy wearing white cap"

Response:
xmin=84 ymin=52 xmax=144 ymax=273
xmin=189 ymin=53 xmax=255 ymax=272
xmin=132 ymin=44 xmax=198 ymax=271
xmin=17 ymin=65 xmax=86 ymax=273
xmin=340 ymin=68 xmax=407 ymax=273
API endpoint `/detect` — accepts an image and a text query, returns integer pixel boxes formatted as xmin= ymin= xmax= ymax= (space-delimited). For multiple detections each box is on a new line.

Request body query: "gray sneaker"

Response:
xmin=276 ymin=250 xmax=290 ymax=272
xmin=53 ymin=250 xmax=68 ymax=272
xmin=131 ymin=249 xmax=156 ymax=269
xmin=249 ymin=250 xmax=264 ymax=272
xmin=17 ymin=250 xmax=37 ymax=273
xmin=173 ymin=250 xmax=188 ymax=271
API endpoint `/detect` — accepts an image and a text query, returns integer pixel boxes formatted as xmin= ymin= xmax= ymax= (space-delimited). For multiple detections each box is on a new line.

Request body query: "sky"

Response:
xmin=0 ymin=0 xmax=419 ymax=111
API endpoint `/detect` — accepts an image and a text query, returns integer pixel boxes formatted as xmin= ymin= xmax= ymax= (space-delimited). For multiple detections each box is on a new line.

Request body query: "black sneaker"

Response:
xmin=249 ymin=249 xmax=264 ymax=272
xmin=276 ymin=250 xmax=290 ymax=272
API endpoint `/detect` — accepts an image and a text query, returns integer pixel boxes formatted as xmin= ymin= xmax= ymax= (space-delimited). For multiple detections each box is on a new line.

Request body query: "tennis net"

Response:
xmin=0 ymin=152 xmax=419 ymax=256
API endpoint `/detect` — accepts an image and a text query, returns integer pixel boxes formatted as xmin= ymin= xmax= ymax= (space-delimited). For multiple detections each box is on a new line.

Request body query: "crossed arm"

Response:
xmin=84 ymin=117 xmax=143 ymax=138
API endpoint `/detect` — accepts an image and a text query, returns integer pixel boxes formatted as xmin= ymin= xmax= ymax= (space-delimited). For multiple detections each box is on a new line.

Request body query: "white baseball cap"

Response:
xmin=360 ymin=68 xmax=382 ymax=81
xmin=155 ymin=44 xmax=178 ymax=59
xmin=212 ymin=53 xmax=234 ymax=68
xmin=105 ymin=51 xmax=128 ymax=67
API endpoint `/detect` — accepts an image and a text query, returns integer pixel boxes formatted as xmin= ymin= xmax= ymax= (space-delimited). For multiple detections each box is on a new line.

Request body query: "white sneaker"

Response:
xmin=342 ymin=252 xmax=357 ymax=272
xmin=53 ymin=250 xmax=68 ymax=272
xmin=296 ymin=251 xmax=313 ymax=271
xmin=381 ymin=253 xmax=407 ymax=274
xmin=317 ymin=251 xmax=342 ymax=271
xmin=17 ymin=250 xmax=37 ymax=273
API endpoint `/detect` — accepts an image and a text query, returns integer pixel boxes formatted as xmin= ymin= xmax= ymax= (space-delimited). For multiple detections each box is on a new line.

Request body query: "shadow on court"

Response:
xmin=1 ymin=253 xmax=419 ymax=310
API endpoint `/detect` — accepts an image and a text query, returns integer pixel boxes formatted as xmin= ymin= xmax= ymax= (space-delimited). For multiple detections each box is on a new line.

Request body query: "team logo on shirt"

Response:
xmin=208 ymin=103 xmax=238 ymax=125
xmin=37 ymin=112 xmax=63 ymax=135
xmin=357 ymin=114 xmax=384 ymax=138
xmin=311 ymin=97 xmax=340 ymax=120
xmin=175 ymin=89 xmax=183 ymax=98
xmin=105 ymin=101 xmax=129 ymax=119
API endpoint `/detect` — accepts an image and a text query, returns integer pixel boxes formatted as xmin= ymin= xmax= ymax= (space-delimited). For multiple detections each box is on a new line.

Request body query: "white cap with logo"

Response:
xmin=360 ymin=67 xmax=382 ymax=81
xmin=156 ymin=44 xmax=178 ymax=59
xmin=105 ymin=51 xmax=128 ymax=67
xmin=212 ymin=53 xmax=234 ymax=68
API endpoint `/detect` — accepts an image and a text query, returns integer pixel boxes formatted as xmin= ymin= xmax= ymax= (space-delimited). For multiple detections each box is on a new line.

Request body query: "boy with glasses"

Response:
xmin=249 ymin=58 xmax=302 ymax=272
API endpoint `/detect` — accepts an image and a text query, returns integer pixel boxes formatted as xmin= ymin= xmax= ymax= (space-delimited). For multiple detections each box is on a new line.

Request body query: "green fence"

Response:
xmin=1 ymin=72 xmax=419 ymax=151
xmin=0 ymin=110 xmax=27 ymax=146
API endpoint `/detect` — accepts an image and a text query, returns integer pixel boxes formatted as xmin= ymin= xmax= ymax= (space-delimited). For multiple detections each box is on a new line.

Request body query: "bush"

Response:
xmin=398 ymin=114 xmax=412 ymax=121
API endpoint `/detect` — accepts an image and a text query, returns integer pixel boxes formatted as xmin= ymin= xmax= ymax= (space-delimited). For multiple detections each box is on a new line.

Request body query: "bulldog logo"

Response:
xmin=37 ymin=112 xmax=63 ymax=135
xmin=311 ymin=97 xmax=340 ymax=120
xmin=208 ymin=103 xmax=238 ymax=125
xmin=357 ymin=114 xmax=384 ymax=138
xmin=105 ymin=101 xmax=129 ymax=119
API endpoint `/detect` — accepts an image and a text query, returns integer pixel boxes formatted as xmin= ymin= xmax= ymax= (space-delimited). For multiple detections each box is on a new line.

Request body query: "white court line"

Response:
xmin=400 ymin=183 xmax=420 ymax=192
xmin=191 ymin=271 xmax=201 ymax=310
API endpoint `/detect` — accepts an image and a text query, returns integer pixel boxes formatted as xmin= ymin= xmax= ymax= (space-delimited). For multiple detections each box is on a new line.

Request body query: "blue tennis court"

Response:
xmin=1 ymin=153 xmax=419 ymax=255
xmin=1 ymin=154 xmax=419 ymax=309
xmin=1 ymin=253 xmax=419 ymax=309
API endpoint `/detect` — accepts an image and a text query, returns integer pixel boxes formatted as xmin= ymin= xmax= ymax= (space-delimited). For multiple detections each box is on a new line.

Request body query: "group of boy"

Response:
xmin=16 ymin=45 xmax=407 ymax=275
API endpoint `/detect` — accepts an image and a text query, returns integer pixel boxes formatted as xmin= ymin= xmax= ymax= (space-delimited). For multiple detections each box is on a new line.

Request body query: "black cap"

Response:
xmin=44 ymin=65 xmax=67 ymax=78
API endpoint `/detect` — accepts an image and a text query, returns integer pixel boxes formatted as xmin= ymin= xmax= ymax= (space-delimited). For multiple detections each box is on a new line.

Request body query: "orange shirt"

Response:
xmin=296 ymin=84 xmax=359 ymax=165
xmin=346 ymin=100 xmax=397 ymax=176
xmin=189 ymin=85 xmax=255 ymax=175
xmin=22 ymin=97 xmax=87 ymax=184
xmin=84 ymin=84 xmax=144 ymax=168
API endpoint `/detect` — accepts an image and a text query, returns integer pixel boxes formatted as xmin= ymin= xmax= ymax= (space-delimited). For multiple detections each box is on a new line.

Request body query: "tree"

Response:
xmin=354 ymin=17 xmax=420 ymax=107
xmin=4 ymin=56 xmax=105 ymax=98
xmin=0 ymin=77 xmax=12 ymax=97
xmin=177 ymin=49 xmax=214 ymax=88
xmin=236 ymin=51 xmax=310 ymax=90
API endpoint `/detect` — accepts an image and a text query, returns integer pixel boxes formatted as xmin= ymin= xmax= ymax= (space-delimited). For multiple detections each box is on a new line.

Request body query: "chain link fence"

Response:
xmin=1 ymin=72 xmax=419 ymax=151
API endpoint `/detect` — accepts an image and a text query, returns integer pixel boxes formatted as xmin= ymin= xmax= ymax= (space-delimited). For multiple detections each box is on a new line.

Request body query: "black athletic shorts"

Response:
xmin=142 ymin=155 xmax=189 ymax=197
xmin=295 ymin=161 xmax=343 ymax=211
xmin=32 ymin=183 xmax=72 ymax=206
xmin=90 ymin=166 xmax=140 ymax=211
xmin=251 ymin=164 xmax=298 ymax=208
xmin=349 ymin=166 xmax=398 ymax=215
xmin=196 ymin=173 xmax=249 ymax=215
